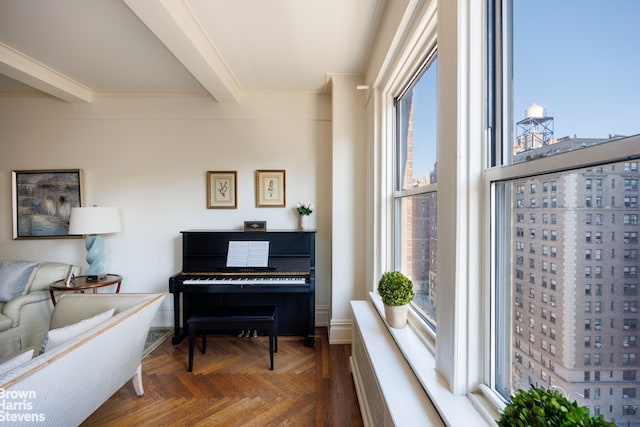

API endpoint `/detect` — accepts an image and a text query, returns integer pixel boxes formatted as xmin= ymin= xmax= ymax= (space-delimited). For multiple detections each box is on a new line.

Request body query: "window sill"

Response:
xmin=367 ymin=293 xmax=499 ymax=426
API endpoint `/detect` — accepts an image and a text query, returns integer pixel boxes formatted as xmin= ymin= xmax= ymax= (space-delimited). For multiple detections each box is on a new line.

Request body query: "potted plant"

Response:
xmin=295 ymin=201 xmax=313 ymax=230
xmin=497 ymin=386 xmax=616 ymax=426
xmin=377 ymin=271 xmax=414 ymax=328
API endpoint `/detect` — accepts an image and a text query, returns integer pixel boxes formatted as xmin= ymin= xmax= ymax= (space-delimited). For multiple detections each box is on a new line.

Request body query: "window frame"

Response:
xmin=372 ymin=0 xmax=491 ymax=414
xmin=486 ymin=0 xmax=640 ymax=410
xmin=377 ymin=3 xmax=439 ymax=345
xmin=392 ymin=50 xmax=439 ymax=331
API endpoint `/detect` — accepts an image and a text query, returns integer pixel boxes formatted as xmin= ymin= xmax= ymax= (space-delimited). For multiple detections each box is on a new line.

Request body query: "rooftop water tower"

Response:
xmin=515 ymin=103 xmax=554 ymax=153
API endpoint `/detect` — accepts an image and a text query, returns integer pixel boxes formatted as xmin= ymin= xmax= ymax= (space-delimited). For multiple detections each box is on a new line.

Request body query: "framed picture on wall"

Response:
xmin=255 ymin=170 xmax=286 ymax=207
xmin=207 ymin=171 xmax=237 ymax=209
xmin=12 ymin=169 xmax=83 ymax=239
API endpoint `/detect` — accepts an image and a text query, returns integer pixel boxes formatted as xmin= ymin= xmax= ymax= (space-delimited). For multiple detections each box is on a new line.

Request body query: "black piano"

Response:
xmin=169 ymin=230 xmax=316 ymax=346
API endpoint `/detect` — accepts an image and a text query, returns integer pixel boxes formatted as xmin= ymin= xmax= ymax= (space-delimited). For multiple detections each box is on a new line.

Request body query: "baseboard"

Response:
xmin=315 ymin=304 xmax=329 ymax=327
xmin=151 ymin=305 xmax=174 ymax=327
xmin=329 ymin=318 xmax=353 ymax=344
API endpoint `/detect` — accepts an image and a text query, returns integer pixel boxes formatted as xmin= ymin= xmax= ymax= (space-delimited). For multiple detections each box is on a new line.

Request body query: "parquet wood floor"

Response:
xmin=82 ymin=328 xmax=363 ymax=427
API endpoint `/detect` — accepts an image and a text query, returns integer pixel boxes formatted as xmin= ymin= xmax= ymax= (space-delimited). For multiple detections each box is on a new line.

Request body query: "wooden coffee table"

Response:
xmin=49 ymin=274 xmax=123 ymax=305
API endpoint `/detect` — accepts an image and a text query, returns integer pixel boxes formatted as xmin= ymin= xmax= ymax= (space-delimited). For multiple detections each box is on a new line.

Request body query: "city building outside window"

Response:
xmin=488 ymin=1 xmax=640 ymax=425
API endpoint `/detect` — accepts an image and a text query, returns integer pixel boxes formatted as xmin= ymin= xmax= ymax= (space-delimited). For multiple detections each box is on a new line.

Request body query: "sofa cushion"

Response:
xmin=0 ymin=348 xmax=34 ymax=376
xmin=28 ymin=262 xmax=76 ymax=293
xmin=41 ymin=308 xmax=115 ymax=353
xmin=0 ymin=260 xmax=41 ymax=303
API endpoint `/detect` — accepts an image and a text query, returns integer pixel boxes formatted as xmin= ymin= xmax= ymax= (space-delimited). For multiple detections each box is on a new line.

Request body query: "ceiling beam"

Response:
xmin=123 ymin=0 xmax=243 ymax=103
xmin=0 ymin=42 xmax=92 ymax=103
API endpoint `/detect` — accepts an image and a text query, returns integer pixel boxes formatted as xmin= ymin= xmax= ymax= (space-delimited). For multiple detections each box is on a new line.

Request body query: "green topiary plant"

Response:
xmin=497 ymin=386 xmax=616 ymax=427
xmin=377 ymin=271 xmax=414 ymax=306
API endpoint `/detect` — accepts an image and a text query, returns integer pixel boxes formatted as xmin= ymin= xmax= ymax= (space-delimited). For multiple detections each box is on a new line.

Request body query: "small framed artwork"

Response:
xmin=12 ymin=169 xmax=83 ymax=239
xmin=255 ymin=169 xmax=286 ymax=207
xmin=207 ymin=171 xmax=237 ymax=209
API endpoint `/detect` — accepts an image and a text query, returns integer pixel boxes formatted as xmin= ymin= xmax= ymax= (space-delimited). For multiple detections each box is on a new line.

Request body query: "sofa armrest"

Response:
xmin=0 ymin=312 xmax=11 ymax=331
xmin=2 ymin=291 xmax=51 ymax=327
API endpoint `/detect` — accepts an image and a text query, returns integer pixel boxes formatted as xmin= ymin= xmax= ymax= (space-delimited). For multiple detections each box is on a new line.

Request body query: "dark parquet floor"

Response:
xmin=82 ymin=327 xmax=363 ymax=427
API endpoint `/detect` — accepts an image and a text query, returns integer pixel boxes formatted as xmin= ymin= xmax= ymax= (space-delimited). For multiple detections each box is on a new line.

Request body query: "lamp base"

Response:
xmin=85 ymin=234 xmax=106 ymax=279
xmin=86 ymin=274 xmax=108 ymax=282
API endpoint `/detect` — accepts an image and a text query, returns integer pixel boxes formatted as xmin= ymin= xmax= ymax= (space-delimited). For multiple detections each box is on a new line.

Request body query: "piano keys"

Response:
xmin=169 ymin=230 xmax=316 ymax=346
xmin=181 ymin=276 xmax=307 ymax=286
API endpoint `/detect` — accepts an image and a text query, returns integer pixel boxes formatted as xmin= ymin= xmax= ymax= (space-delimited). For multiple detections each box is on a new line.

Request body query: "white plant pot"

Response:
xmin=384 ymin=304 xmax=409 ymax=329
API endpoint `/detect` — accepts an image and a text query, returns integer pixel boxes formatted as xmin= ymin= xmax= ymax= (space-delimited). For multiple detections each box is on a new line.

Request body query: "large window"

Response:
xmin=489 ymin=1 xmax=640 ymax=425
xmin=393 ymin=54 xmax=438 ymax=330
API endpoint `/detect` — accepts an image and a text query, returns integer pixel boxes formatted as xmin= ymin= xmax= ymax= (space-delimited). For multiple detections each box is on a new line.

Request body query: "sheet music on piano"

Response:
xmin=226 ymin=241 xmax=270 ymax=267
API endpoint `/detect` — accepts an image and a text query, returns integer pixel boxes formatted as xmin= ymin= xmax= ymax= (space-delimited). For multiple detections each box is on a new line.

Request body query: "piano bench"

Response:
xmin=187 ymin=305 xmax=278 ymax=372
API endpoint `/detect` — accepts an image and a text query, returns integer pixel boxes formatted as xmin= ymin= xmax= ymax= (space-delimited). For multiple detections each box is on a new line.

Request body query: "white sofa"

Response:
xmin=0 ymin=260 xmax=80 ymax=359
xmin=0 ymin=292 xmax=165 ymax=427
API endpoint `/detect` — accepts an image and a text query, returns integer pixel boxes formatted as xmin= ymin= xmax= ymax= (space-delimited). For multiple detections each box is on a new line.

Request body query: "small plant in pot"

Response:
xmin=377 ymin=271 xmax=414 ymax=328
xmin=497 ymin=386 xmax=616 ymax=426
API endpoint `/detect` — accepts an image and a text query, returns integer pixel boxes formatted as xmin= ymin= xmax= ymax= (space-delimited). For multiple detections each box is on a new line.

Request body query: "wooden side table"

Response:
xmin=49 ymin=274 xmax=123 ymax=305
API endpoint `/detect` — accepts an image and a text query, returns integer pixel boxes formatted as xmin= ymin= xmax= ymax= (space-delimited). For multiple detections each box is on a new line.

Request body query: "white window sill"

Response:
xmin=367 ymin=293 xmax=499 ymax=426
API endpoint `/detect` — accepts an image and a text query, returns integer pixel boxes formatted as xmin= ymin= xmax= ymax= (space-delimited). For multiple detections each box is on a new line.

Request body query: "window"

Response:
xmin=393 ymin=53 xmax=438 ymax=329
xmin=622 ymin=336 xmax=637 ymax=348
xmin=488 ymin=1 xmax=640 ymax=424
xmin=594 ymin=249 xmax=602 ymax=261
xmin=624 ymin=319 xmax=637 ymax=331
xmin=622 ymin=353 xmax=637 ymax=366
xmin=374 ymin=1 xmax=639 ymax=424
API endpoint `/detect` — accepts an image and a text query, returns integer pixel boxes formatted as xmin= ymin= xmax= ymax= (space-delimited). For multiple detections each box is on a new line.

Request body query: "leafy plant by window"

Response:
xmin=497 ymin=386 xmax=616 ymax=427
xmin=377 ymin=271 xmax=414 ymax=306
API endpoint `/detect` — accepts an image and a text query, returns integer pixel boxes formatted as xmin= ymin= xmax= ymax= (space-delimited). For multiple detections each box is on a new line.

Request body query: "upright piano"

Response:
xmin=169 ymin=230 xmax=316 ymax=346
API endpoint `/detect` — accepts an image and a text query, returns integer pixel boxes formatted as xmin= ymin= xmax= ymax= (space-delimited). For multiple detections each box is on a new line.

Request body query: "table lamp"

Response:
xmin=68 ymin=206 xmax=122 ymax=279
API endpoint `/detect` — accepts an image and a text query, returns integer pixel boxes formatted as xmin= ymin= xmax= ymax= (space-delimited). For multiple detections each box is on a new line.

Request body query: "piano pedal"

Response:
xmin=252 ymin=329 xmax=258 ymax=338
xmin=238 ymin=330 xmax=246 ymax=338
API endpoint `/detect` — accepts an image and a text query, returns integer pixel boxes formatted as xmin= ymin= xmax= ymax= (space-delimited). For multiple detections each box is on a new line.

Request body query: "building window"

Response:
xmin=594 ymin=319 xmax=602 ymax=331
xmin=594 ymin=249 xmax=602 ymax=261
xmin=622 ymin=353 xmax=637 ymax=366
xmin=624 ymin=319 xmax=638 ymax=331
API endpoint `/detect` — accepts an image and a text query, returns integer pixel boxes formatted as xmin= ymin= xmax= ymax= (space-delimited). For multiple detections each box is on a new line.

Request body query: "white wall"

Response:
xmin=329 ymin=76 xmax=368 ymax=343
xmin=0 ymin=92 xmax=332 ymax=326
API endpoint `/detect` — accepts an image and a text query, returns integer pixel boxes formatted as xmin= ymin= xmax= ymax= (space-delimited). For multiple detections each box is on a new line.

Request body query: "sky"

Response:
xmin=409 ymin=59 xmax=438 ymax=182
xmin=409 ymin=1 xmax=640 ymax=181
xmin=514 ymin=0 xmax=640 ymax=140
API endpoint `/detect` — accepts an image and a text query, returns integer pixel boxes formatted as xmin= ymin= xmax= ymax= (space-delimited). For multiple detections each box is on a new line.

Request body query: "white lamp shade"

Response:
xmin=68 ymin=207 xmax=122 ymax=235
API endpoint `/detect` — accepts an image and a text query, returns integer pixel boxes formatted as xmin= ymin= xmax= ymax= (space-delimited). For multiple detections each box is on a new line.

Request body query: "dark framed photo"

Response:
xmin=12 ymin=169 xmax=83 ymax=239
xmin=255 ymin=169 xmax=285 ymax=207
xmin=207 ymin=171 xmax=237 ymax=209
